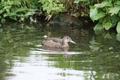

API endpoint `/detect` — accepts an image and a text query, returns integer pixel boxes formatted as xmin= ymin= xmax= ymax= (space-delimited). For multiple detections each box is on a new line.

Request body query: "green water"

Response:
xmin=0 ymin=23 xmax=120 ymax=80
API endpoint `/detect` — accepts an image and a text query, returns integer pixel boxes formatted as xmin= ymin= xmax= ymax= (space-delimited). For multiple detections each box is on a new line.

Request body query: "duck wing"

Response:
xmin=46 ymin=38 xmax=62 ymax=43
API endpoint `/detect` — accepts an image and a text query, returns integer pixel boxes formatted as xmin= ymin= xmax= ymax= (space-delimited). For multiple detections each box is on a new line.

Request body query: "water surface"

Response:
xmin=0 ymin=23 xmax=120 ymax=80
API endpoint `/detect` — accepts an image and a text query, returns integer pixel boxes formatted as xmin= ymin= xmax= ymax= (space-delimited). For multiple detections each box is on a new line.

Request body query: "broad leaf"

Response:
xmin=116 ymin=33 xmax=120 ymax=41
xmin=94 ymin=23 xmax=104 ymax=34
xmin=74 ymin=0 xmax=87 ymax=3
xmin=111 ymin=15 xmax=119 ymax=27
xmin=119 ymin=12 xmax=120 ymax=17
xmin=103 ymin=21 xmax=112 ymax=30
xmin=74 ymin=0 xmax=80 ymax=3
xmin=90 ymin=7 xmax=97 ymax=21
xmin=95 ymin=12 xmax=105 ymax=20
xmin=109 ymin=6 xmax=120 ymax=16
xmin=115 ymin=1 xmax=120 ymax=5
xmin=95 ymin=1 xmax=111 ymax=8
xmin=116 ymin=21 xmax=120 ymax=33
xmin=90 ymin=7 xmax=105 ymax=21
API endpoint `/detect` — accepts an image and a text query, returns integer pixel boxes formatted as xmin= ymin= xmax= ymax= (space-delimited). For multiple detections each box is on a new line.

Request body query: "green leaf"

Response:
xmin=74 ymin=0 xmax=80 ymax=4
xmin=119 ymin=12 xmax=120 ymax=17
xmin=103 ymin=21 xmax=112 ymax=30
xmin=96 ymin=12 xmax=105 ymax=20
xmin=109 ymin=6 xmax=120 ymax=16
xmin=111 ymin=15 xmax=119 ymax=27
xmin=90 ymin=7 xmax=105 ymax=21
xmin=116 ymin=33 xmax=120 ymax=41
xmin=116 ymin=21 xmax=120 ymax=33
xmin=94 ymin=23 xmax=104 ymax=34
xmin=115 ymin=1 xmax=120 ymax=6
xmin=41 ymin=0 xmax=64 ymax=14
xmin=74 ymin=0 xmax=87 ymax=3
xmin=95 ymin=1 xmax=111 ymax=8
xmin=90 ymin=7 xmax=97 ymax=21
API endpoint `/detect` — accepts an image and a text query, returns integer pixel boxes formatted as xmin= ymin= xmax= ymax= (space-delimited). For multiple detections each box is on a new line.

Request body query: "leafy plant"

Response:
xmin=90 ymin=0 xmax=120 ymax=33
xmin=0 ymin=0 xmax=65 ymax=22
xmin=39 ymin=0 xmax=65 ymax=14
xmin=0 ymin=0 xmax=37 ymax=22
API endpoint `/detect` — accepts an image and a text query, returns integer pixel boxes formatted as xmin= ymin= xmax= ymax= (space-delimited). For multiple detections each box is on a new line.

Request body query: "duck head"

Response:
xmin=62 ymin=36 xmax=76 ymax=44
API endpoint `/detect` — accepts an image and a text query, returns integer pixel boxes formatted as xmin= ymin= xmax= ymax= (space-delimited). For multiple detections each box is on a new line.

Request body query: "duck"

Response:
xmin=42 ymin=36 xmax=76 ymax=51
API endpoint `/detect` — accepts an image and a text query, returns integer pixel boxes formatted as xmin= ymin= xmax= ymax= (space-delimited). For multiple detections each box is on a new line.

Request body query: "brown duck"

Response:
xmin=42 ymin=36 xmax=76 ymax=51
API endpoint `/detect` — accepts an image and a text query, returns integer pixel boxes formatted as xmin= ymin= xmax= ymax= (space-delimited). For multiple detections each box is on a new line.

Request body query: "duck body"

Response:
xmin=42 ymin=36 xmax=75 ymax=51
xmin=43 ymin=35 xmax=63 ymax=43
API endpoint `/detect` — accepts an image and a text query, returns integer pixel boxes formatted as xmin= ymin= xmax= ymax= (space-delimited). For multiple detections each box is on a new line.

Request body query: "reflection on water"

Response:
xmin=7 ymin=50 xmax=95 ymax=80
xmin=0 ymin=23 xmax=120 ymax=80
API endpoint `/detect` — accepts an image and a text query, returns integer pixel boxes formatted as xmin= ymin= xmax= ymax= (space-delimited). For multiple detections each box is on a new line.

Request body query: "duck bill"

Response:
xmin=70 ymin=40 xmax=76 ymax=44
